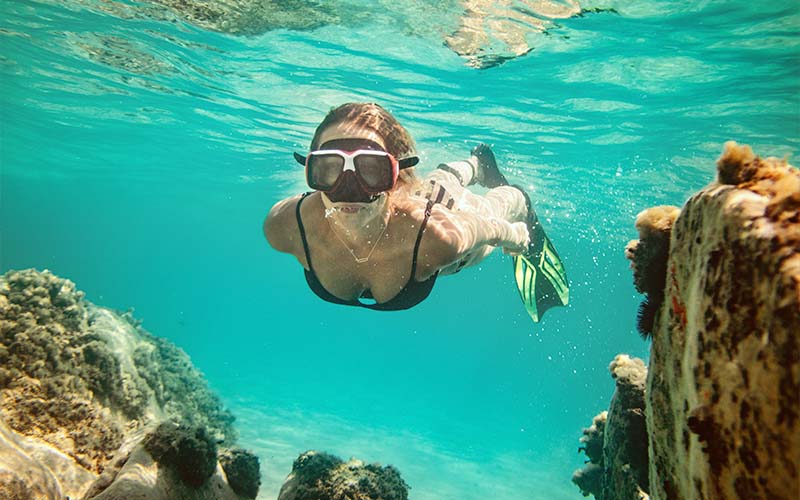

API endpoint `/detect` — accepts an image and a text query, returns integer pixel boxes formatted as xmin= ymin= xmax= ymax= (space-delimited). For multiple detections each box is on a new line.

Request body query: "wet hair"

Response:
xmin=309 ymin=103 xmax=419 ymax=190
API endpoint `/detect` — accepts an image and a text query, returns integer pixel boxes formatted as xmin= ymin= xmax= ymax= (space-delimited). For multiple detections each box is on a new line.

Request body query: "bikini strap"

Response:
xmin=410 ymin=199 xmax=435 ymax=279
xmin=295 ymin=192 xmax=314 ymax=271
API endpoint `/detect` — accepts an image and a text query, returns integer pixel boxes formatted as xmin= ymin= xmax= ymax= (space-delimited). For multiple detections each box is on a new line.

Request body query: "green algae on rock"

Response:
xmin=572 ymin=355 xmax=649 ymax=500
xmin=220 ymin=447 xmax=262 ymax=499
xmin=0 ymin=268 xmax=251 ymax=500
xmin=278 ymin=450 xmax=409 ymax=500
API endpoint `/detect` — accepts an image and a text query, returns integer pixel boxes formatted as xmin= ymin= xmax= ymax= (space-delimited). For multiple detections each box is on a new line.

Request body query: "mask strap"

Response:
xmin=399 ymin=156 xmax=419 ymax=169
xmin=293 ymin=152 xmax=307 ymax=165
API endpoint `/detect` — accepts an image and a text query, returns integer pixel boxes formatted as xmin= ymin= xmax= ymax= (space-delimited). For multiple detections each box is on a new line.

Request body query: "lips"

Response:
xmin=336 ymin=205 xmax=363 ymax=214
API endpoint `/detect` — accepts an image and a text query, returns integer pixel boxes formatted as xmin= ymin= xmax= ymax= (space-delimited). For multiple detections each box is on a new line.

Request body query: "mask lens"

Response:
xmin=308 ymin=153 xmax=344 ymax=190
xmin=354 ymin=153 xmax=393 ymax=191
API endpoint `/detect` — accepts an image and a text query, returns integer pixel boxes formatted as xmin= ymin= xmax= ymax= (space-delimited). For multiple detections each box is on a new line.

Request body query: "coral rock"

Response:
xmin=625 ymin=206 xmax=680 ymax=338
xmin=603 ymin=355 xmax=649 ymax=500
xmin=87 ymin=444 xmax=243 ymax=500
xmin=220 ymin=448 xmax=262 ymax=499
xmin=642 ymin=144 xmax=799 ymax=499
xmin=278 ymin=450 xmax=409 ymax=500
xmin=0 ymin=269 xmax=250 ymax=499
xmin=143 ymin=422 xmax=219 ymax=488
xmin=574 ymin=411 xmax=607 ymax=497
xmin=573 ymin=355 xmax=649 ymax=500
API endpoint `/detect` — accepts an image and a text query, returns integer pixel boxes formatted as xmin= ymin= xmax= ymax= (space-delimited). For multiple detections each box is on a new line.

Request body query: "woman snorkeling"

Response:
xmin=265 ymin=102 xmax=568 ymax=318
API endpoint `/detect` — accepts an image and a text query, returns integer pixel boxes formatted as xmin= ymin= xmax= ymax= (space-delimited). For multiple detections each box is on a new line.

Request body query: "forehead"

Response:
xmin=317 ymin=122 xmax=386 ymax=150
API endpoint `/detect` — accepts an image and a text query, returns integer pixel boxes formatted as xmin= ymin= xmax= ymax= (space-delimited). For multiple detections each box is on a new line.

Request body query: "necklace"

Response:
xmin=326 ymin=215 xmax=388 ymax=264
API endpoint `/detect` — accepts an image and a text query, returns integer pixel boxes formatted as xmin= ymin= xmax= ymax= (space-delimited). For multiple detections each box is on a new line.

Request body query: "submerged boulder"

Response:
xmin=0 ymin=269 xmax=258 ymax=500
xmin=278 ymin=450 xmax=409 ymax=500
xmin=630 ymin=143 xmax=799 ymax=499
xmin=625 ymin=206 xmax=680 ymax=338
xmin=573 ymin=411 xmax=606 ymax=497
xmin=220 ymin=447 xmax=262 ymax=499
xmin=573 ymin=355 xmax=649 ymax=500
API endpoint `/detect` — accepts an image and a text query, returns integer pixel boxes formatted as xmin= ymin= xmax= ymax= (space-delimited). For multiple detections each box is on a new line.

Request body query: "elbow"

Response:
xmin=264 ymin=213 xmax=282 ymax=251
xmin=264 ymin=207 xmax=285 ymax=252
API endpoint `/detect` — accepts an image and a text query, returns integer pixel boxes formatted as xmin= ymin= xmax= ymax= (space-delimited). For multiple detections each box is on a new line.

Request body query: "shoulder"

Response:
xmin=413 ymin=203 xmax=462 ymax=276
xmin=264 ymin=193 xmax=312 ymax=255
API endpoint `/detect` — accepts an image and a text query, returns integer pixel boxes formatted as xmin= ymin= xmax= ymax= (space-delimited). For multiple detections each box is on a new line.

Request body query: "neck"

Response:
xmin=321 ymin=193 xmax=390 ymax=246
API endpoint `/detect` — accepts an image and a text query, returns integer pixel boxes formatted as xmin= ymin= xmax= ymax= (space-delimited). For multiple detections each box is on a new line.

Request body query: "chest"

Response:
xmin=303 ymin=219 xmax=423 ymax=304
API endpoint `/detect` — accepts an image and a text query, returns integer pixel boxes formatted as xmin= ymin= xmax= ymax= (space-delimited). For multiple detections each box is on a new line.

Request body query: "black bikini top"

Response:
xmin=295 ymin=192 xmax=439 ymax=311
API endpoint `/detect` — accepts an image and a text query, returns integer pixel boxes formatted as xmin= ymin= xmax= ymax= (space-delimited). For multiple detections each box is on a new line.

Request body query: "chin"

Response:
xmin=336 ymin=204 xmax=366 ymax=214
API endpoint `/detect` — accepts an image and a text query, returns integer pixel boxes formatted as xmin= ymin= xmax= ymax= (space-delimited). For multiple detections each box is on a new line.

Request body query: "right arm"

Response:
xmin=263 ymin=194 xmax=305 ymax=262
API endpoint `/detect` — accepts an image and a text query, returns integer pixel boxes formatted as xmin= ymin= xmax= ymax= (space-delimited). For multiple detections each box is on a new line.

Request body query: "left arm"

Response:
xmin=416 ymin=205 xmax=529 ymax=278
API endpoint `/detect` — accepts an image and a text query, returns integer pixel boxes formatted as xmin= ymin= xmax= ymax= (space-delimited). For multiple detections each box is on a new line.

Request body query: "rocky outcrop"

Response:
xmin=625 ymin=206 xmax=681 ymax=338
xmin=573 ymin=411 xmax=606 ymax=497
xmin=0 ymin=269 xmax=260 ymax=500
xmin=278 ymin=450 xmax=409 ymax=500
xmin=573 ymin=355 xmax=649 ymax=500
xmin=627 ymin=142 xmax=800 ymax=499
xmin=603 ymin=355 xmax=649 ymax=500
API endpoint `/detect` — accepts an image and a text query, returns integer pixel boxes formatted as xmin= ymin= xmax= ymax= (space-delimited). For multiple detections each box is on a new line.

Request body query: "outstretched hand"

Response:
xmin=502 ymin=221 xmax=530 ymax=256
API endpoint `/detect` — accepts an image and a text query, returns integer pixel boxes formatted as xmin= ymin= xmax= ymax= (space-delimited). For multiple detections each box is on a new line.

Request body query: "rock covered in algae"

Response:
xmin=0 ymin=268 xmax=257 ymax=500
xmin=639 ymin=142 xmax=799 ymax=499
xmin=573 ymin=355 xmax=649 ymax=500
xmin=573 ymin=411 xmax=607 ymax=497
xmin=220 ymin=447 xmax=263 ymax=499
xmin=603 ymin=355 xmax=649 ymax=500
xmin=278 ymin=450 xmax=409 ymax=500
xmin=624 ymin=206 xmax=681 ymax=338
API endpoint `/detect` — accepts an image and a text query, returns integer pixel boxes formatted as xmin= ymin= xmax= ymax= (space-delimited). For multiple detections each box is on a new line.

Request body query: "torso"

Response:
xmin=294 ymin=191 xmax=437 ymax=305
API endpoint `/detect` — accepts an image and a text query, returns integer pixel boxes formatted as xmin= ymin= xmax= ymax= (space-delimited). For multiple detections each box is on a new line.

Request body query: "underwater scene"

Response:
xmin=1 ymin=0 xmax=799 ymax=499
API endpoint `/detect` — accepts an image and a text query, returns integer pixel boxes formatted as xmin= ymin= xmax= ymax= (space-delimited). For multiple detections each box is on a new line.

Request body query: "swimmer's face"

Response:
xmin=315 ymin=123 xmax=389 ymax=203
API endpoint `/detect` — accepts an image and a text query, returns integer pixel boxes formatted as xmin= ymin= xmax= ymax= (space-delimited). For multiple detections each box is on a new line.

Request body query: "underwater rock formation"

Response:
xmin=573 ymin=355 xmax=649 ymax=500
xmin=220 ymin=447 xmax=263 ymax=499
xmin=278 ymin=450 xmax=409 ymax=500
xmin=0 ymin=268 xmax=259 ymax=500
xmin=573 ymin=411 xmax=606 ymax=497
xmin=632 ymin=142 xmax=800 ymax=499
xmin=625 ymin=206 xmax=681 ymax=338
xmin=603 ymin=355 xmax=649 ymax=500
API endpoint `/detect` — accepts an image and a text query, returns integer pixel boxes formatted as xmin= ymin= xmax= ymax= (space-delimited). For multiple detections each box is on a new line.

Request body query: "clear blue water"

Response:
xmin=1 ymin=0 xmax=798 ymax=498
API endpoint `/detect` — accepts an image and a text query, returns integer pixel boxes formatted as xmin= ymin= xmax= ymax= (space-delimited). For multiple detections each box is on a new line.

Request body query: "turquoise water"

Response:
xmin=1 ymin=0 xmax=798 ymax=498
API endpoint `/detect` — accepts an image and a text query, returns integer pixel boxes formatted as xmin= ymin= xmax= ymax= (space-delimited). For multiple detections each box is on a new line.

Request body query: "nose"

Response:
xmin=325 ymin=171 xmax=374 ymax=203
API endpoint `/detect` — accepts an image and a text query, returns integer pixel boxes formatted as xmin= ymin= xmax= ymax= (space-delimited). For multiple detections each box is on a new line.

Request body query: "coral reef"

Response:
xmin=143 ymin=422 xmax=219 ymax=487
xmin=624 ymin=206 xmax=680 ymax=338
xmin=603 ymin=355 xmax=649 ymax=500
xmin=86 ymin=443 xmax=245 ymax=500
xmin=0 ymin=269 xmax=256 ymax=500
xmin=278 ymin=450 xmax=409 ymax=500
xmin=621 ymin=142 xmax=799 ymax=499
xmin=573 ymin=411 xmax=606 ymax=497
xmin=220 ymin=448 xmax=262 ymax=499
xmin=573 ymin=355 xmax=649 ymax=500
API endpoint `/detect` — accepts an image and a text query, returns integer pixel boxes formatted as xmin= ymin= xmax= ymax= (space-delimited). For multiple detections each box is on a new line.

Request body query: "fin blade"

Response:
xmin=512 ymin=217 xmax=569 ymax=323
